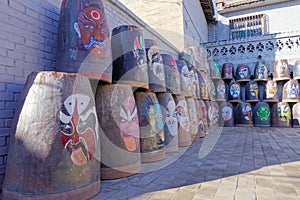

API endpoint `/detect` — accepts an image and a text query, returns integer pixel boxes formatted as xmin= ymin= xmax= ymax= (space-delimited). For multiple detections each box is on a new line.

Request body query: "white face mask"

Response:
xmin=177 ymin=100 xmax=190 ymax=132
xmin=222 ymin=106 xmax=232 ymax=121
xmin=166 ymin=100 xmax=178 ymax=136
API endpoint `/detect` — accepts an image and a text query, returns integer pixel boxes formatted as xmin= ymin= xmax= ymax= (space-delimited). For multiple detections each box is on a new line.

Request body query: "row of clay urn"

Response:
xmin=225 ymin=79 xmax=300 ymax=103
xmin=220 ymin=101 xmax=300 ymax=127
xmin=2 ymin=71 xmax=222 ymax=199
xmin=211 ymin=59 xmax=300 ymax=82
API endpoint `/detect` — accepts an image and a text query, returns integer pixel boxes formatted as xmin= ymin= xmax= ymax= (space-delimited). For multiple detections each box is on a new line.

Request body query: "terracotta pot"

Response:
xmin=245 ymin=81 xmax=259 ymax=103
xmin=219 ymin=102 xmax=234 ymax=127
xmin=2 ymin=72 xmax=101 ymax=199
xmin=134 ymin=91 xmax=166 ymax=162
xmin=95 ymin=84 xmax=141 ymax=179
xmin=196 ymin=100 xmax=209 ymax=137
xmin=222 ymin=63 xmax=234 ymax=80
xmin=161 ymin=54 xmax=181 ymax=94
xmin=292 ymin=102 xmax=300 ymax=127
xmin=293 ymin=60 xmax=300 ymax=80
xmin=253 ymin=102 xmax=271 ymax=127
xmin=111 ymin=25 xmax=148 ymax=88
xmin=144 ymin=39 xmax=166 ymax=92
xmin=282 ymin=79 xmax=300 ymax=102
xmin=156 ymin=93 xmax=178 ymax=153
xmin=228 ymin=81 xmax=242 ymax=102
xmin=263 ymin=80 xmax=279 ymax=102
xmin=176 ymin=60 xmax=193 ymax=97
xmin=235 ymin=102 xmax=253 ymax=126
xmin=173 ymin=95 xmax=192 ymax=147
xmin=271 ymin=102 xmax=292 ymax=127
xmin=273 ymin=59 xmax=290 ymax=81
xmin=235 ymin=65 xmax=251 ymax=82
xmin=215 ymin=79 xmax=226 ymax=101
xmin=57 ymin=0 xmax=112 ymax=82
xmin=254 ymin=60 xmax=268 ymax=81
xmin=209 ymin=60 xmax=221 ymax=80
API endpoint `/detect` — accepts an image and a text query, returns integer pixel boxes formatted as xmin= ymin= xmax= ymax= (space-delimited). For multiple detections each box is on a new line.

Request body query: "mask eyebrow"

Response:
xmin=130 ymin=106 xmax=137 ymax=119
xmin=80 ymin=13 xmax=94 ymax=23
xmin=120 ymin=106 xmax=127 ymax=120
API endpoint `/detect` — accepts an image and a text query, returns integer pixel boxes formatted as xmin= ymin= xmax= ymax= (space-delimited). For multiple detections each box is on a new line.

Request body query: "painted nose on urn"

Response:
xmin=95 ymin=84 xmax=141 ymax=180
xmin=2 ymin=71 xmax=101 ymax=199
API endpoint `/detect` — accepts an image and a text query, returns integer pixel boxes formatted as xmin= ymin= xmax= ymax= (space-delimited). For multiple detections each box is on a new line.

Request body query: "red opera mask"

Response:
xmin=119 ymin=96 xmax=140 ymax=151
xmin=76 ymin=6 xmax=110 ymax=58
xmin=60 ymin=94 xmax=98 ymax=166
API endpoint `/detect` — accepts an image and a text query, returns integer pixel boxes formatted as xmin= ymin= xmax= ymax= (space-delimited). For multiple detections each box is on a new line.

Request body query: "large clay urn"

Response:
xmin=292 ymin=102 xmax=300 ymax=127
xmin=156 ymin=93 xmax=178 ymax=153
xmin=111 ymin=25 xmax=148 ymax=88
xmin=235 ymin=64 xmax=251 ymax=82
xmin=145 ymin=39 xmax=166 ymax=92
xmin=161 ymin=54 xmax=181 ymax=94
xmin=253 ymin=102 xmax=271 ymax=127
xmin=219 ymin=102 xmax=234 ymax=127
xmin=254 ymin=60 xmax=268 ymax=81
xmin=2 ymin=72 xmax=100 ymax=199
xmin=273 ymin=59 xmax=290 ymax=81
xmin=228 ymin=81 xmax=241 ymax=102
xmin=282 ymin=79 xmax=300 ymax=102
xmin=95 ymin=84 xmax=141 ymax=179
xmin=263 ymin=80 xmax=279 ymax=102
xmin=57 ymin=0 xmax=112 ymax=82
xmin=235 ymin=102 xmax=253 ymax=126
xmin=245 ymin=81 xmax=259 ymax=103
xmin=271 ymin=102 xmax=292 ymax=127
xmin=134 ymin=92 xmax=166 ymax=162
xmin=222 ymin=63 xmax=234 ymax=80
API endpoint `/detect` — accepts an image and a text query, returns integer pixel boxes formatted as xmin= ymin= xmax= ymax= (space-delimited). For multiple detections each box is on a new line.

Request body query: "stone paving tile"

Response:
xmin=92 ymin=127 xmax=300 ymax=200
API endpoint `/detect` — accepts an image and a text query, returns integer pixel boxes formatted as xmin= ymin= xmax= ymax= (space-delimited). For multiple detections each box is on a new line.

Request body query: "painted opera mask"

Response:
xmin=148 ymin=45 xmax=164 ymax=80
xmin=119 ymin=96 xmax=140 ymax=152
xmin=181 ymin=64 xmax=192 ymax=91
xmin=257 ymin=105 xmax=270 ymax=123
xmin=177 ymin=100 xmax=190 ymax=132
xmin=256 ymin=61 xmax=268 ymax=79
xmin=277 ymin=103 xmax=291 ymax=122
xmin=293 ymin=103 xmax=300 ymax=124
xmin=60 ymin=94 xmax=99 ymax=166
xmin=237 ymin=65 xmax=249 ymax=79
xmin=249 ymin=82 xmax=259 ymax=97
xmin=74 ymin=4 xmax=110 ymax=58
xmin=222 ymin=63 xmax=233 ymax=79
xmin=222 ymin=106 xmax=233 ymax=121
xmin=242 ymin=104 xmax=252 ymax=121
xmin=133 ymin=36 xmax=147 ymax=69
xmin=266 ymin=81 xmax=277 ymax=99
xmin=217 ymin=81 xmax=226 ymax=98
xmin=230 ymin=83 xmax=240 ymax=98
xmin=275 ymin=60 xmax=289 ymax=77
xmin=148 ymin=102 xmax=165 ymax=142
xmin=286 ymin=81 xmax=299 ymax=99
xmin=166 ymin=100 xmax=178 ymax=136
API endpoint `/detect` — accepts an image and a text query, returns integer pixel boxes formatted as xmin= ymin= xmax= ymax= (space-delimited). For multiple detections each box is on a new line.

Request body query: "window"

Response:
xmin=229 ymin=14 xmax=268 ymax=40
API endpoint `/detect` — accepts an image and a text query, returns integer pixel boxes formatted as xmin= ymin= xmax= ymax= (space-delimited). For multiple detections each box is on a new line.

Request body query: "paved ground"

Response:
xmin=93 ymin=127 xmax=300 ymax=200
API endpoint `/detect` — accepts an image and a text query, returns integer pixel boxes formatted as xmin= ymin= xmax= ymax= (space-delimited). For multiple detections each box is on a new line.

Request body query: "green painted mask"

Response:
xmin=257 ymin=105 xmax=270 ymax=122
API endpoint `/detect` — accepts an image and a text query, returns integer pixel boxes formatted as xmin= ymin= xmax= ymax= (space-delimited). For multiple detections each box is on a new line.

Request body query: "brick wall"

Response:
xmin=0 ymin=0 xmax=60 ymax=186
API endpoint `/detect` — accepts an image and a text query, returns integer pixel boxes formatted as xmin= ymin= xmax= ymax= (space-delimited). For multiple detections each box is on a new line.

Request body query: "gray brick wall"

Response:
xmin=0 ymin=0 xmax=60 ymax=189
